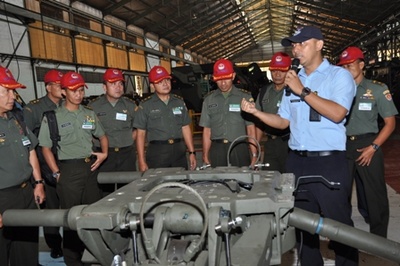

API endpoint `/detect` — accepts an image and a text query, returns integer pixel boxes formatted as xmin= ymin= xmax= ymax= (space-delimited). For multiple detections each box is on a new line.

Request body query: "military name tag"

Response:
xmin=173 ymin=107 xmax=182 ymax=115
xmin=21 ymin=136 xmax=31 ymax=146
xmin=229 ymin=104 xmax=240 ymax=112
xmin=359 ymin=102 xmax=372 ymax=111
xmin=116 ymin=113 xmax=127 ymax=121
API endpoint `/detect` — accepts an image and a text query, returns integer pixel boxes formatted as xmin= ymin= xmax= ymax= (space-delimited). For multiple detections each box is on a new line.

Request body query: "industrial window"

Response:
xmin=41 ymin=3 xmax=63 ymax=20
xmin=73 ymin=14 xmax=90 ymax=29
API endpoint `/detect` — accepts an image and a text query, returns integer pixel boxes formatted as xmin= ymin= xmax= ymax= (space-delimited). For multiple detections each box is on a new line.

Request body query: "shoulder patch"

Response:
xmin=383 ymin=89 xmax=393 ymax=101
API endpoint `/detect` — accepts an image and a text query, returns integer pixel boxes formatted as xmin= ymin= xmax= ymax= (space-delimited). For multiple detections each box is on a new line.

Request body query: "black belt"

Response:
xmin=347 ymin=133 xmax=376 ymax=141
xmin=149 ymin=138 xmax=182 ymax=144
xmin=292 ymin=150 xmax=342 ymax=157
xmin=0 ymin=180 xmax=29 ymax=191
xmin=212 ymin=139 xmax=230 ymax=144
xmin=265 ymin=133 xmax=290 ymax=140
xmin=108 ymin=146 xmax=132 ymax=152
xmin=59 ymin=156 xmax=95 ymax=164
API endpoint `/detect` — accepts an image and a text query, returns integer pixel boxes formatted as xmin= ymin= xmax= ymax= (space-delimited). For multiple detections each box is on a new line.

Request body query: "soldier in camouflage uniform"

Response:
xmin=338 ymin=46 xmax=398 ymax=238
xmin=133 ymin=66 xmax=196 ymax=172
xmin=23 ymin=69 xmax=64 ymax=259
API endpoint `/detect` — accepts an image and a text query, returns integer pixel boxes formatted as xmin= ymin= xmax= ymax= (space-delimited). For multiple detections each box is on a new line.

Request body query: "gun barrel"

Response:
xmin=3 ymin=209 xmax=69 ymax=227
xmin=97 ymin=171 xmax=143 ymax=184
xmin=289 ymin=207 xmax=400 ymax=263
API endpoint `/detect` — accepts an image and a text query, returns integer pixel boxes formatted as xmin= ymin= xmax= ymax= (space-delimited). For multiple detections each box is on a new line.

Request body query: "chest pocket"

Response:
xmin=59 ymin=122 xmax=76 ymax=145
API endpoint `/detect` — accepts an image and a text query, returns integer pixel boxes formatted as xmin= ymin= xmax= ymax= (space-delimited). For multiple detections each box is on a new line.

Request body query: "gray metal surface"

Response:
xmin=4 ymin=167 xmax=400 ymax=265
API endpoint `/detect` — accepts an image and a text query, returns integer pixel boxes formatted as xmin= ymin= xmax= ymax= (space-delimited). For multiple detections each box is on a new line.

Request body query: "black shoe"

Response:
xmin=50 ymin=248 xmax=63 ymax=259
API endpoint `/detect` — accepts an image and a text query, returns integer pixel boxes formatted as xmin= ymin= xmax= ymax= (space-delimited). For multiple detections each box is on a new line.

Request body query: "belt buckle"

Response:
xmin=84 ymin=157 xmax=91 ymax=163
xmin=350 ymin=136 xmax=356 ymax=141
xmin=168 ymin=139 xmax=174 ymax=144
xmin=114 ymin=147 xmax=120 ymax=152
xmin=20 ymin=181 xmax=27 ymax=188
xmin=223 ymin=139 xmax=229 ymax=144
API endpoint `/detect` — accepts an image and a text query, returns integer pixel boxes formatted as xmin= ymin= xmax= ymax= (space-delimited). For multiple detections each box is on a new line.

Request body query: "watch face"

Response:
xmin=301 ymin=87 xmax=311 ymax=100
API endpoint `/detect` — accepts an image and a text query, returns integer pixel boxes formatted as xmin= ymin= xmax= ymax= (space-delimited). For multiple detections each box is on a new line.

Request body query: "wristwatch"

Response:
xmin=188 ymin=151 xmax=196 ymax=155
xmin=300 ymin=87 xmax=311 ymax=101
xmin=52 ymin=171 xmax=61 ymax=179
xmin=33 ymin=179 xmax=45 ymax=188
xmin=371 ymin=143 xmax=380 ymax=150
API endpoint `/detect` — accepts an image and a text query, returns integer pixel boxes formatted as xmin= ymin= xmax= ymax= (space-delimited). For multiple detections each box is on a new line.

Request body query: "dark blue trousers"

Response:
xmin=287 ymin=151 xmax=359 ymax=266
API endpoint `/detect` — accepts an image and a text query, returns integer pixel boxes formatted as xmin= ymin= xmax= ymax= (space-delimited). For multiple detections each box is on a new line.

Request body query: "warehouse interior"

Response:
xmin=1 ymin=0 xmax=400 ymax=265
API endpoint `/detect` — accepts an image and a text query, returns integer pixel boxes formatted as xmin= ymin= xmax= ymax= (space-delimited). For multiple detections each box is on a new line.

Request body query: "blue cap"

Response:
xmin=281 ymin=26 xmax=324 ymax=47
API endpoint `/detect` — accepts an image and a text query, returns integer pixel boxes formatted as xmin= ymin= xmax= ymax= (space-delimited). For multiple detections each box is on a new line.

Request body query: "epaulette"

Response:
xmin=83 ymin=105 xmax=93 ymax=110
xmin=239 ymin=88 xmax=251 ymax=94
xmin=122 ymin=96 xmax=136 ymax=103
xmin=172 ymin=94 xmax=184 ymax=100
xmin=89 ymin=95 xmax=101 ymax=104
xmin=29 ymin=99 xmax=41 ymax=104
xmin=141 ymin=95 xmax=153 ymax=103
xmin=372 ymin=80 xmax=384 ymax=86
xmin=203 ymin=90 xmax=216 ymax=98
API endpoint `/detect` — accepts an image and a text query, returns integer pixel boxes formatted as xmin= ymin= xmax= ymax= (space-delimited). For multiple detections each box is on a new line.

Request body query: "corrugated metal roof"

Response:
xmin=55 ymin=0 xmax=400 ymax=63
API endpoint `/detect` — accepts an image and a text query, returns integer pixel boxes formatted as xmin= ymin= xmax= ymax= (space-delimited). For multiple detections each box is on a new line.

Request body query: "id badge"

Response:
xmin=173 ymin=107 xmax=182 ymax=115
xmin=359 ymin=102 xmax=372 ymax=111
xmin=229 ymin=104 xmax=240 ymax=112
xmin=82 ymin=122 xmax=94 ymax=129
xmin=116 ymin=113 xmax=127 ymax=121
xmin=22 ymin=136 xmax=31 ymax=146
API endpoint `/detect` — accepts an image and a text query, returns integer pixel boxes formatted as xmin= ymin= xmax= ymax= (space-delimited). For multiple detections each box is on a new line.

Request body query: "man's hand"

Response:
xmin=91 ymin=152 xmax=108 ymax=171
xmin=356 ymin=145 xmax=376 ymax=166
xmin=189 ymin=154 xmax=197 ymax=170
xmin=34 ymin=184 xmax=46 ymax=204
xmin=139 ymin=161 xmax=149 ymax=172
xmin=241 ymin=98 xmax=258 ymax=114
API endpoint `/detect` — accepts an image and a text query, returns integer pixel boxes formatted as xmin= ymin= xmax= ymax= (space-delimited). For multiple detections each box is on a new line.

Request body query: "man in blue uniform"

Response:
xmin=338 ymin=46 xmax=398 ymax=237
xmin=241 ymin=26 xmax=359 ymax=266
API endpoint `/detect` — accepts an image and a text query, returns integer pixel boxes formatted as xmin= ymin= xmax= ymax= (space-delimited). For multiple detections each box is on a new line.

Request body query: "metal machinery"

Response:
xmin=3 ymin=167 xmax=400 ymax=265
